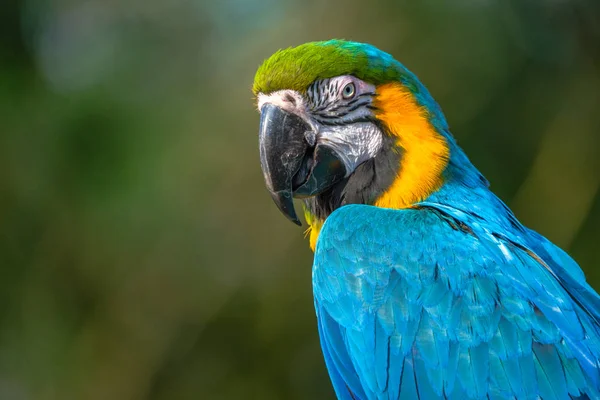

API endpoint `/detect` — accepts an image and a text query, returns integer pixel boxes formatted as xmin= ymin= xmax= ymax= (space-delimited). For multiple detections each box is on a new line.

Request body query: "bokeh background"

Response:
xmin=1 ymin=1 xmax=600 ymax=399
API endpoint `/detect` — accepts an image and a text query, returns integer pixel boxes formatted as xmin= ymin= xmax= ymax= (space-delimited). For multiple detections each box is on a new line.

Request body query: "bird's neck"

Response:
xmin=303 ymin=82 xmax=456 ymax=251
xmin=371 ymin=82 xmax=450 ymax=209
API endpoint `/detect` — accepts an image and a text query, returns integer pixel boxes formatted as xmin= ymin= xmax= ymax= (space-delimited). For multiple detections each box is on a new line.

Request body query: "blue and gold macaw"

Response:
xmin=253 ymin=40 xmax=600 ymax=399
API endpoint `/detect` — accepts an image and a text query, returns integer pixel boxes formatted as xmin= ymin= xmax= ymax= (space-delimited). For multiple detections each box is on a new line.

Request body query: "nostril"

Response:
xmin=284 ymin=93 xmax=296 ymax=106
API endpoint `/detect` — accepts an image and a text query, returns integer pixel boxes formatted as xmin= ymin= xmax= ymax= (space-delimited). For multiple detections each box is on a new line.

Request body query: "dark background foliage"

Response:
xmin=1 ymin=1 xmax=599 ymax=399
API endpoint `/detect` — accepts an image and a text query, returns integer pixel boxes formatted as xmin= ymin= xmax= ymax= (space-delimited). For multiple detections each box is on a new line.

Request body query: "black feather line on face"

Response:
xmin=313 ymin=116 xmax=377 ymax=126
xmin=346 ymin=99 xmax=371 ymax=113
xmin=335 ymin=92 xmax=374 ymax=109
xmin=310 ymin=83 xmax=319 ymax=104
xmin=323 ymin=99 xmax=370 ymax=116
xmin=303 ymin=132 xmax=401 ymax=220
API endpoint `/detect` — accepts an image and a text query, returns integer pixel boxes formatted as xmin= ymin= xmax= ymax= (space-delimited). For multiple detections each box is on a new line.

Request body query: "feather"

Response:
xmin=533 ymin=343 xmax=569 ymax=399
xmin=317 ymin=310 xmax=366 ymax=400
xmin=415 ymin=312 xmax=449 ymax=369
xmin=399 ymin=354 xmax=418 ymax=400
xmin=374 ymin=318 xmax=390 ymax=393
xmin=414 ymin=351 xmax=443 ymax=399
xmin=488 ymin=351 xmax=513 ymax=398
xmin=443 ymin=340 xmax=460 ymax=396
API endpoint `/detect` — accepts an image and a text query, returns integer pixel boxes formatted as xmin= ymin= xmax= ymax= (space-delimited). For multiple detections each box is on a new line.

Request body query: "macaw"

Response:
xmin=253 ymin=40 xmax=600 ymax=399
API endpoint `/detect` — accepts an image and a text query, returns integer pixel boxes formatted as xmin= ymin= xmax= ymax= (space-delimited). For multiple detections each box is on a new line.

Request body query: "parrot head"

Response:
xmin=254 ymin=40 xmax=468 ymax=248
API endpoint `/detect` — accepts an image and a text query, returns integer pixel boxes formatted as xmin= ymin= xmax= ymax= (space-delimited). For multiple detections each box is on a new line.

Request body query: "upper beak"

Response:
xmin=258 ymin=104 xmax=346 ymax=225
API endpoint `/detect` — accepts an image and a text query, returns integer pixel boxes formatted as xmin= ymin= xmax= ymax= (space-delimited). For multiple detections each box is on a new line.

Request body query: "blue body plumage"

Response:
xmin=313 ymin=180 xmax=600 ymax=399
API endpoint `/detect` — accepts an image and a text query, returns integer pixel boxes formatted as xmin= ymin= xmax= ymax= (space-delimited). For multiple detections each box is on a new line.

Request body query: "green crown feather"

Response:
xmin=253 ymin=40 xmax=405 ymax=95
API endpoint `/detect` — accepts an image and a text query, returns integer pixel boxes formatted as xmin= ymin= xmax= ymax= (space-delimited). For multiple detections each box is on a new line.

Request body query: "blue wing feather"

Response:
xmin=398 ymin=354 xmax=419 ymax=400
xmin=317 ymin=309 xmax=363 ymax=400
xmin=313 ymin=203 xmax=600 ymax=399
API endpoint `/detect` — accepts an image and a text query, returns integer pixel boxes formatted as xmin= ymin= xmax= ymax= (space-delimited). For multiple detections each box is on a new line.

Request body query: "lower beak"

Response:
xmin=258 ymin=104 xmax=346 ymax=225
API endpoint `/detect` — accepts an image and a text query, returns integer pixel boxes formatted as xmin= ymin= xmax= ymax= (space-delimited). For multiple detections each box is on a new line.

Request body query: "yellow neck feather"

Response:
xmin=305 ymin=82 xmax=450 ymax=251
xmin=373 ymin=83 xmax=450 ymax=209
xmin=304 ymin=210 xmax=323 ymax=251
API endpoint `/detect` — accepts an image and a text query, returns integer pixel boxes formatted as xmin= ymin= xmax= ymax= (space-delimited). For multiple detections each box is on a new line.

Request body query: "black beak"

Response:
xmin=258 ymin=104 xmax=346 ymax=226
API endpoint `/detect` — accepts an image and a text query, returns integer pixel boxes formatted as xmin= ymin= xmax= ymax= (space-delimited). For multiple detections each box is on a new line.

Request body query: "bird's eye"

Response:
xmin=342 ymin=82 xmax=355 ymax=99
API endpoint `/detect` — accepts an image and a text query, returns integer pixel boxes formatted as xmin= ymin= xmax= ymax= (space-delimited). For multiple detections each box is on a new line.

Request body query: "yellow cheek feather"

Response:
xmin=373 ymin=83 xmax=450 ymax=209
xmin=304 ymin=82 xmax=450 ymax=252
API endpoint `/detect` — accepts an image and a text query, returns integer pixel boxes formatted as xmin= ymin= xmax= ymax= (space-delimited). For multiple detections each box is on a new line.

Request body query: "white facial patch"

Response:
xmin=318 ymin=123 xmax=383 ymax=176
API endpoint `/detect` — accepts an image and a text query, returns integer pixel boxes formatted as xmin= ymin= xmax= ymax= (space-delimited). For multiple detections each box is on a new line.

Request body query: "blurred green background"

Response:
xmin=1 ymin=1 xmax=599 ymax=399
